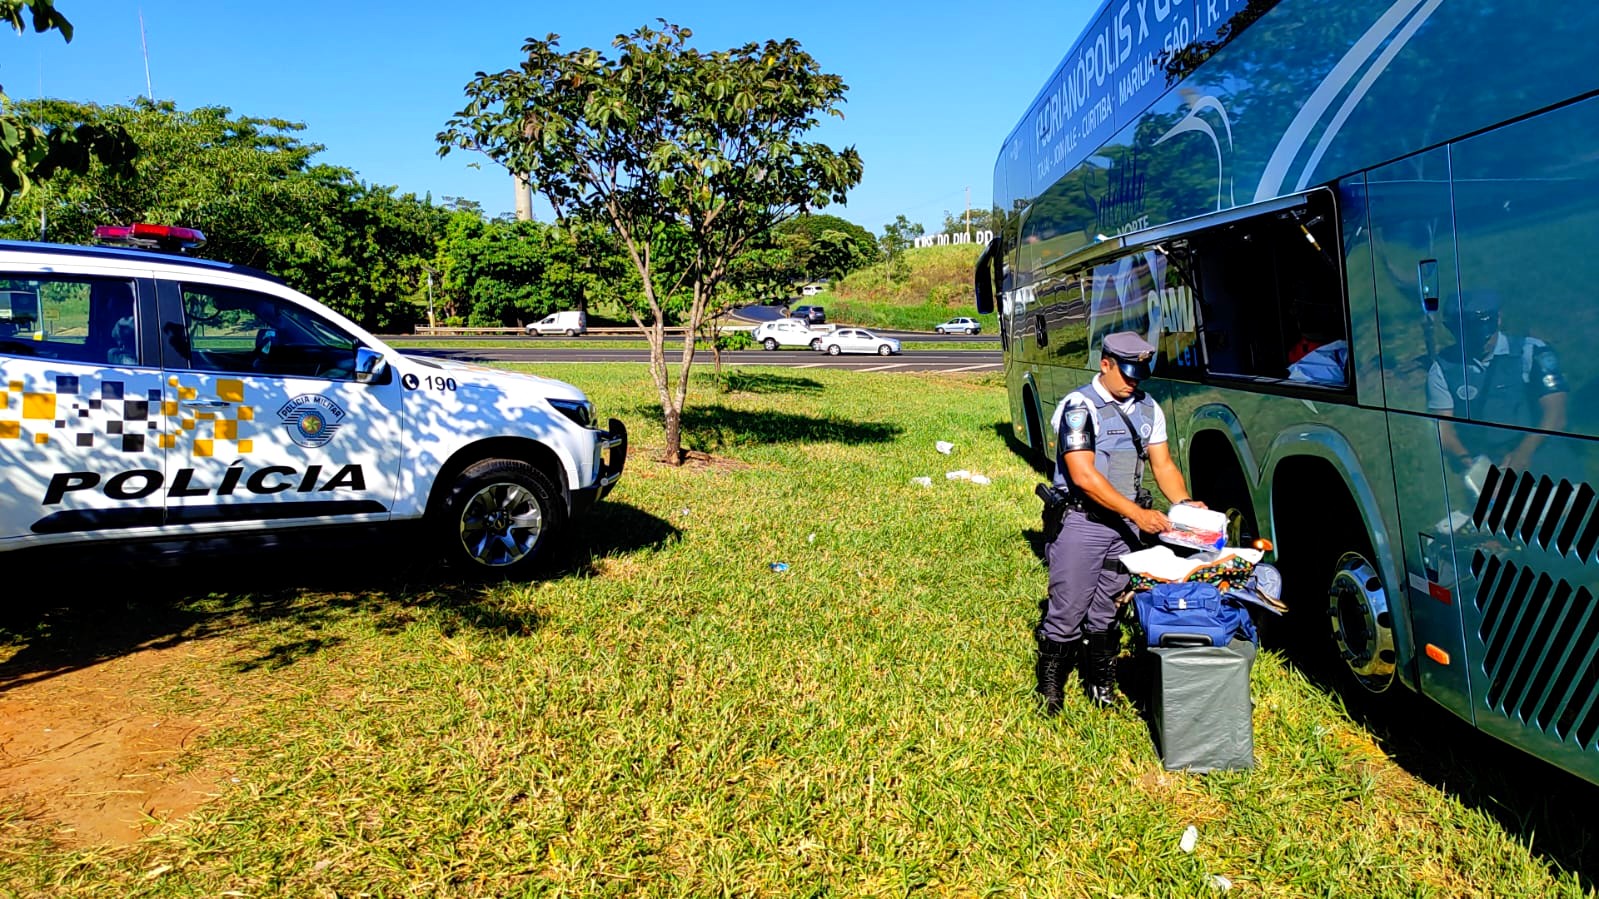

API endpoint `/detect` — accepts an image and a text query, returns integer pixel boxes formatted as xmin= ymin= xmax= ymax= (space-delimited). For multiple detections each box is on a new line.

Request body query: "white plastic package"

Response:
xmin=1160 ymin=504 xmax=1229 ymax=552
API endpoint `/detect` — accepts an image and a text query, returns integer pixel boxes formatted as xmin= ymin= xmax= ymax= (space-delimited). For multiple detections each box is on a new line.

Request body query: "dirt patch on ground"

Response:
xmin=0 ymin=643 xmax=228 ymax=846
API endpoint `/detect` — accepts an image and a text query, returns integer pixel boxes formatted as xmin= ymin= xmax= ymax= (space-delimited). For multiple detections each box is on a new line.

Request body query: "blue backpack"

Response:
xmin=1133 ymin=582 xmax=1257 ymax=648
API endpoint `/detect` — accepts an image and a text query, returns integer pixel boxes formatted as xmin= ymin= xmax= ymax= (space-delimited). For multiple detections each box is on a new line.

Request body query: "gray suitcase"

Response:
xmin=1150 ymin=639 xmax=1256 ymax=772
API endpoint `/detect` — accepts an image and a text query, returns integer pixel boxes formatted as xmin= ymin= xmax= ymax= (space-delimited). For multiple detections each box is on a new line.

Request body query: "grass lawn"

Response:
xmin=0 ymin=363 xmax=1593 ymax=896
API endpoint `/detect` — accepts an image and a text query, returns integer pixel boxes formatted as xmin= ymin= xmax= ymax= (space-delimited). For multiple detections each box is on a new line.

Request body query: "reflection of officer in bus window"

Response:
xmin=1033 ymin=331 xmax=1204 ymax=715
xmin=1426 ymin=291 xmax=1568 ymax=473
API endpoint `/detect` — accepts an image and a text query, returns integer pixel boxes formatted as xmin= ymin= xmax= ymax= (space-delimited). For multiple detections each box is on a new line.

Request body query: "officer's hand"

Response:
xmin=1132 ymin=508 xmax=1170 ymax=535
xmin=1176 ymin=499 xmax=1208 ymax=509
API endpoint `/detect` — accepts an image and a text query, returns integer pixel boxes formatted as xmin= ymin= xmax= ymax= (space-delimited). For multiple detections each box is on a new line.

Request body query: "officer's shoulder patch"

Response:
xmin=1065 ymin=408 xmax=1089 ymax=431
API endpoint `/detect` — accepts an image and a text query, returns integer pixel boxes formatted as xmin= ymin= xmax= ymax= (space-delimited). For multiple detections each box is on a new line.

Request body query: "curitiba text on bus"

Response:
xmin=913 ymin=230 xmax=995 ymax=249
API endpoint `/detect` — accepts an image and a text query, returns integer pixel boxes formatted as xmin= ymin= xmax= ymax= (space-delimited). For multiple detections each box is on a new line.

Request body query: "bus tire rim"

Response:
xmin=1327 ymin=551 xmax=1396 ymax=693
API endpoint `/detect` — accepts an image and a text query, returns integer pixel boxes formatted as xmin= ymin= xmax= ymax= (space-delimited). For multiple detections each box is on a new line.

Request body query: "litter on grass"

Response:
xmin=1179 ymin=825 xmax=1198 ymax=853
xmin=769 ymin=562 xmax=789 ymax=573
xmin=946 ymin=470 xmax=971 ymax=480
xmin=1210 ymin=875 xmax=1233 ymax=891
xmin=911 ymin=476 xmax=933 ymax=487
xmin=935 ymin=440 xmax=955 ymax=454
xmin=970 ymin=474 xmax=992 ymax=485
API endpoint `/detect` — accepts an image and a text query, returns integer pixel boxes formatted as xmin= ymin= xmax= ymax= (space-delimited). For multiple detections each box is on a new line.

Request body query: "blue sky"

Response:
xmin=16 ymin=1 xmax=1097 ymax=235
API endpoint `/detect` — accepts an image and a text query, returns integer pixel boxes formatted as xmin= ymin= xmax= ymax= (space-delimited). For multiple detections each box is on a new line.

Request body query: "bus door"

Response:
xmin=1365 ymin=151 xmax=1475 ymax=716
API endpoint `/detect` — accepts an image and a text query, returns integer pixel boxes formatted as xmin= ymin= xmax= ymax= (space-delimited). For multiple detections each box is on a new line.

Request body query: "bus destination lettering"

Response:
xmin=1033 ymin=0 xmax=1201 ymax=184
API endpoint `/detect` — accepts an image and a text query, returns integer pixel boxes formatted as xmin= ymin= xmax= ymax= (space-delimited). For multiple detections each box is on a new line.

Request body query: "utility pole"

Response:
xmin=139 ymin=8 xmax=153 ymax=100
xmin=965 ymin=186 xmax=971 ymax=240
xmin=514 ymin=174 xmax=534 ymax=221
xmin=425 ymin=269 xmax=436 ymax=329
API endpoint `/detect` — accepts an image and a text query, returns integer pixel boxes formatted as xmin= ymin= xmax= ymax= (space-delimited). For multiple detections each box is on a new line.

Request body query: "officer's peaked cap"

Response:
xmin=1462 ymin=290 xmax=1502 ymax=318
xmin=1102 ymin=331 xmax=1156 ymax=380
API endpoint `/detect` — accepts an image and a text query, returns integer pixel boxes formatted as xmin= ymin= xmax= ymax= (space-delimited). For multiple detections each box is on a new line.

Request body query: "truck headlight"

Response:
xmin=549 ymin=398 xmax=594 ymax=428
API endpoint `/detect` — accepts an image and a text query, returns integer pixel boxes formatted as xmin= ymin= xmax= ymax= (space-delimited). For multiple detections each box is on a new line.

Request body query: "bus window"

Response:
xmin=1369 ymin=147 xmax=1458 ymax=416
xmin=1156 ymin=252 xmax=1202 ymax=378
xmin=1451 ymin=95 xmax=1599 ymax=443
xmin=1191 ymin=197 xmax=1348 ymax=388
xmin=1037 ymin=271 xmax=1087 ymax=368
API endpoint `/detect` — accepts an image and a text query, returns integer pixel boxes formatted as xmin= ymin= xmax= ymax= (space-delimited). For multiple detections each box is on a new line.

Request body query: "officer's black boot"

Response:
xmin=1082 ymin=630 xmax=1120 ymax=709
xmin=1034 ymin=637 xmax=1077 ymax=716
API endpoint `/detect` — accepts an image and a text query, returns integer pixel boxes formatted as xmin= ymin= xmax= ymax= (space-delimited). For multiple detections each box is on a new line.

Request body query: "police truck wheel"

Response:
xmin=437 ymin=459 xmax=564 ymax=579
xmin=764 ymin=338 xmax=778 ymax=351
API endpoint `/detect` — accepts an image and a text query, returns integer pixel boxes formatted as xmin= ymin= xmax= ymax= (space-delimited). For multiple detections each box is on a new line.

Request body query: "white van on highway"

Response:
xmin=526 ymin=310 xmax=586 ymax=336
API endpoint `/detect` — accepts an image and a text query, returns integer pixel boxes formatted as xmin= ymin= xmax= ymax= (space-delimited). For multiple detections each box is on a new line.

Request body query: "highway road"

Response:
xmin=402 ymin=343 xmax=1002 ymax=373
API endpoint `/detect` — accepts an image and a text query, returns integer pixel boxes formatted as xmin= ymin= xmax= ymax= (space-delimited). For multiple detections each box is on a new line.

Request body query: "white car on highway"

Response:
xmin=751 ymin=318 xmax=825 ymax=351
xmin=816 ymin=328 xmax=901 ymax=356
xmin=935 ymin=316 xmax=981 ymax=334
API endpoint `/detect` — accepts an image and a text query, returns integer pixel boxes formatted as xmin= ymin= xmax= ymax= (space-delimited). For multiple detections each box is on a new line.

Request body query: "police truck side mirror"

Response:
xmin=355 ymin=347 xmax=388 ymax=384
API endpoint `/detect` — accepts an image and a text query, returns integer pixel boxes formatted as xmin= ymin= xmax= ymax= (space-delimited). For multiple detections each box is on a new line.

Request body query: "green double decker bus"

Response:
xmin=976 ymin=0 xmax=1599 ymax=784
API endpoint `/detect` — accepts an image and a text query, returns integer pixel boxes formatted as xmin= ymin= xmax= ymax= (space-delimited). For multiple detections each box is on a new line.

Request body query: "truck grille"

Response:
xmin=1471 ymin=466 xmax=1599 ymax=560
xmin=1471 ymin=550 xmax=1599 ymax=749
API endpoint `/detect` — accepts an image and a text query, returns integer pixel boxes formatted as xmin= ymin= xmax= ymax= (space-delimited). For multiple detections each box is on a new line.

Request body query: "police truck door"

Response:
xmin=155 ymin=280 xmax=402 ymax=528
xmin=0 ymin=271 xmax=167 ymax=545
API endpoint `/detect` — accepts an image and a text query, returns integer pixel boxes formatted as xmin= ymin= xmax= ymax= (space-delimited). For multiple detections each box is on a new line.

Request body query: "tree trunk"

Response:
xmin=660 ymin=402 xmax=683 ymax=465
xmin=638 ymin=305 xmax=685 ymax=466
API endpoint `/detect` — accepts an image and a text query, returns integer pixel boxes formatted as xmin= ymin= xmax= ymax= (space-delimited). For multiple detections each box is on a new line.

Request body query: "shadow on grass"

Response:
xmin=1262 ymin=640 xmax=1599 ymax=890
xmin=992 ymin=421 xmax=1050 ymax=476
xmin=638 ymin=403 xmax=901 ymax=453
xmin=712 ymin=371 xmax=825 ymax=395
xmin=0 ymin=502 xmax=676 ymax=693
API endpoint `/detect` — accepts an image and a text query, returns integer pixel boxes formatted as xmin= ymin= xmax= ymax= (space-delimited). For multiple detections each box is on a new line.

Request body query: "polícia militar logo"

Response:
xmin=278 ymin=394 xmax=346 ymax=448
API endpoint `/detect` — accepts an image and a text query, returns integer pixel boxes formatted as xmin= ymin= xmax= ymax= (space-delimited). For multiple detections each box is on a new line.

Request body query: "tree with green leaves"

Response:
xmin=879 ymin=214 xmax=923 ymax=283
xmin=0 ymin=0 xmax=136 ymax=212
xmin=939 ymin=207 xmax=999 ymax=239
xmin=2 ymin=98 xmax=449 ymax=332
xmin=774 ymin=212 xmax=877 ymax=281
xmin=432 ymin=213 xmax=589 ymax=326
xmin=440 ymin=21 xmax=863 ymax=464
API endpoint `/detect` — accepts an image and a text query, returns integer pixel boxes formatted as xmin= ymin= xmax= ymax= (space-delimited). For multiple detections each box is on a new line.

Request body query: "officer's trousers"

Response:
xmin=1040 ymin=510 xmax=1131 ymax=643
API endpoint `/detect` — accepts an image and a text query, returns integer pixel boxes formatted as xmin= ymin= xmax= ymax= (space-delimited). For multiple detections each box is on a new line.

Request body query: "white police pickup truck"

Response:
xmin=0 ymin=225 xmax=626 ymax=578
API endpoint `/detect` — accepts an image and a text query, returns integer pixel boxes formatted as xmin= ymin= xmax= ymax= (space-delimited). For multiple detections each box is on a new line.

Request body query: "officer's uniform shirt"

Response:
xmin=1425 ymin=332 xmax=1565 ymax=415
xmin=1050 ymin=374 xmax=1168 ymax=446
xmin=1049 ymin=375 xmax=1166 ymax=498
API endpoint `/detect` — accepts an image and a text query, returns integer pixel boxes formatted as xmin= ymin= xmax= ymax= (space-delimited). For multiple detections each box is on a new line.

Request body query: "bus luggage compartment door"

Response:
xmin=1383 ymin=413 xmax=1474 ymax=717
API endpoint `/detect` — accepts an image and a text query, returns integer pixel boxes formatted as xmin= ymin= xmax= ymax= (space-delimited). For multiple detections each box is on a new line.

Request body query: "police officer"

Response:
xmin=1426 ymin=292 xmax=1568 ymax=474
xmin=1035 ymin=331 xmax=1203 ymax=714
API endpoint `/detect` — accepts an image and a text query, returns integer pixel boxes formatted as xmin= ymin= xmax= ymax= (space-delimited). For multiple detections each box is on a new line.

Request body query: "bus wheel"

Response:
xmin=1327 ymin=550 xmax=1397 ymax=693
xmin=1022 ymin=392 xmax=1044 ymax=464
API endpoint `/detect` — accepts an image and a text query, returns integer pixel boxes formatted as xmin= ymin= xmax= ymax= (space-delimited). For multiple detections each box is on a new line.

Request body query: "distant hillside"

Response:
xmin=817 ymin=244 xmax=994 ymax=332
